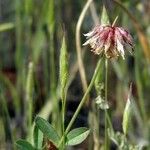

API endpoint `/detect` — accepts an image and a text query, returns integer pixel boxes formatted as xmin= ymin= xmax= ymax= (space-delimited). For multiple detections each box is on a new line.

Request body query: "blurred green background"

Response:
xmin=0 ymin=0 xmax=150 ymax=149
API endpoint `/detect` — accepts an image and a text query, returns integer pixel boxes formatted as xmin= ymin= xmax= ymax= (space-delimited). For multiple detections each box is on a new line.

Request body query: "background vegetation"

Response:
xmin=0 ymin=0 xmax=150 ymax=149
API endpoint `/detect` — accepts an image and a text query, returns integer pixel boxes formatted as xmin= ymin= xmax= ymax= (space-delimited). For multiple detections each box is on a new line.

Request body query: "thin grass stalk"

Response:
xmin=61 ymin=75 xmax=67 ymax=149
xmin=47 ymin=0 xmax=59 ymax=130
xmin=15 ymin=0 xmax=23 ymax=116
xmin=61 ymin=88 xmax=68 ymax=149
xmin=0 ymin=92 xmax=15 ymax=150
xmin=15 ymin=0 xmax=22 ymax=70
xmin=93 ymin=105 xmax=100 ymax=150
xmin=49 ymin=35 xmax=59 ymax=131
xmin=24 ymin=0 xmax=32 ymax=46
xmin=61 ymin=93 xmax=67 ymax=149
xmin=24 ymin=0 xmax=33 ymax=16
xmin=0 ymin=73 xmax=20 ymax=115
xmin=58 ymin=58 xmax=102 ymax=148
xmin=48 ymin=0 xmax=55 ymax=95
xmin=76 ymin=0 xmax=93 ymax=93
xmin=24 ymin=0 xmax=32 ymax=78
xmin=50 ymin=50 xmax=59 ymax=130
xmin=135 ymin=51 xmax=147 ymax=124
xmin=42 ymin=44 xmax=49 ymax=96
xmin=25 ymin=62 xmax=34 ymax=141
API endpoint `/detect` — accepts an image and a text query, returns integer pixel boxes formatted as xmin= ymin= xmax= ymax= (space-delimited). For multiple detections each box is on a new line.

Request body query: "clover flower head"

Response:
xmin=83 ymin=25 xmax=134 ymax=59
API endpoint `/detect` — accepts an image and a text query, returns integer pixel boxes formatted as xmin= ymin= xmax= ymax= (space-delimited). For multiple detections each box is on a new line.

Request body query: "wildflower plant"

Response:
xmin=15 ymin=2 xmax=142 ymax=150
xmin=82 ymin=5 xmax=135 ymax=150
xmin=1 ymin=0 xmax=150 ymax=149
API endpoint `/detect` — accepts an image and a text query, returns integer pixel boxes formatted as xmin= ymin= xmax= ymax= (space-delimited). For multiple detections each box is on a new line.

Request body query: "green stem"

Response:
xmin=104 ymin=58 xmax=109 ymax=150
xmin=26 ymin=62 xmax=34 ymax=141
xmin=58 ymin=58 xmax=102 ymax=148
xmin=61 ymin=90 xmax=67 ymax=149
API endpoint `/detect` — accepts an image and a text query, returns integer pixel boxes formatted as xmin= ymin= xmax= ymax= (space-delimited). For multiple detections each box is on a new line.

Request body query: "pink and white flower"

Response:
xmin=83 ymin=25 xmax=134 ymax=59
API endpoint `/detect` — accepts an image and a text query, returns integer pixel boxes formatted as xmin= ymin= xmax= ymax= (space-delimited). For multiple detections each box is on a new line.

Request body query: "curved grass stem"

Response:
xmin=76 ymin=0 xmax=93 ymax=93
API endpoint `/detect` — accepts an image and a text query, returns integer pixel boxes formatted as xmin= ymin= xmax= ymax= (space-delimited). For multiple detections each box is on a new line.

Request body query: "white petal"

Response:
xmin=83 ymin=36 xmax=99 ymax=46
xmin=116 ymin=39 xmax=125 ymax=59
xmin=83 ymin=31 xmax=94 ymax=37
xmin=83 ymin=40 xmax=90 ymax=46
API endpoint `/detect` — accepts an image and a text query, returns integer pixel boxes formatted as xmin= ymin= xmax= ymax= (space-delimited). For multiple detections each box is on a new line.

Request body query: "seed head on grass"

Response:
xmin=83 ymin=24 xmax=134 ymax=59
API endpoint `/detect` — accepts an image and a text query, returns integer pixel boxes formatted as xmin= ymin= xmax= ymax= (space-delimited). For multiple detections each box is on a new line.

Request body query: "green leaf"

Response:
xmin=101 ymin=5 xmax=110 ymax=25
xmin=16 ymin=139 xmax=34 ymax=150
xmin=33 ymin=124 xmax=43 ymax=149
xmin=122 ymin=86 xmax=132 ymax=135
xmin=35 ymin=116 xmax=60 ymax=147
xmin=42 ymin=0 xmax=55 ymax=32
xmin=66 ymin=127 xmax=90 ymax=146
xmin=59 ymin=36 xmax=69 ymax=99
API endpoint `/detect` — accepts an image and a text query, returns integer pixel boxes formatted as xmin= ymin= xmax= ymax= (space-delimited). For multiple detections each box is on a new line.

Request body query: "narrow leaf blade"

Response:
xmin=16 ymin=139 xmax=34 ymax=150
xmin=101 ymin=6 xmax=110 ymax=25
xmin=122 ymin=86 xmax=132 ymax=135
xmin=33 ymin=124 xmax=43 ymax=149
xmin=66 ymin=127 xmax=90 ymax=146
xmin=35 ymin=116 xmax=60 ymax=146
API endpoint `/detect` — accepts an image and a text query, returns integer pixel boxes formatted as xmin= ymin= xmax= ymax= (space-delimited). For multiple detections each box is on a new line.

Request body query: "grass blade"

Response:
xmin=25 ymin=62 xmax=34 ymax=140
xmin=122 ymin=85 xmax=132 ymax=135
